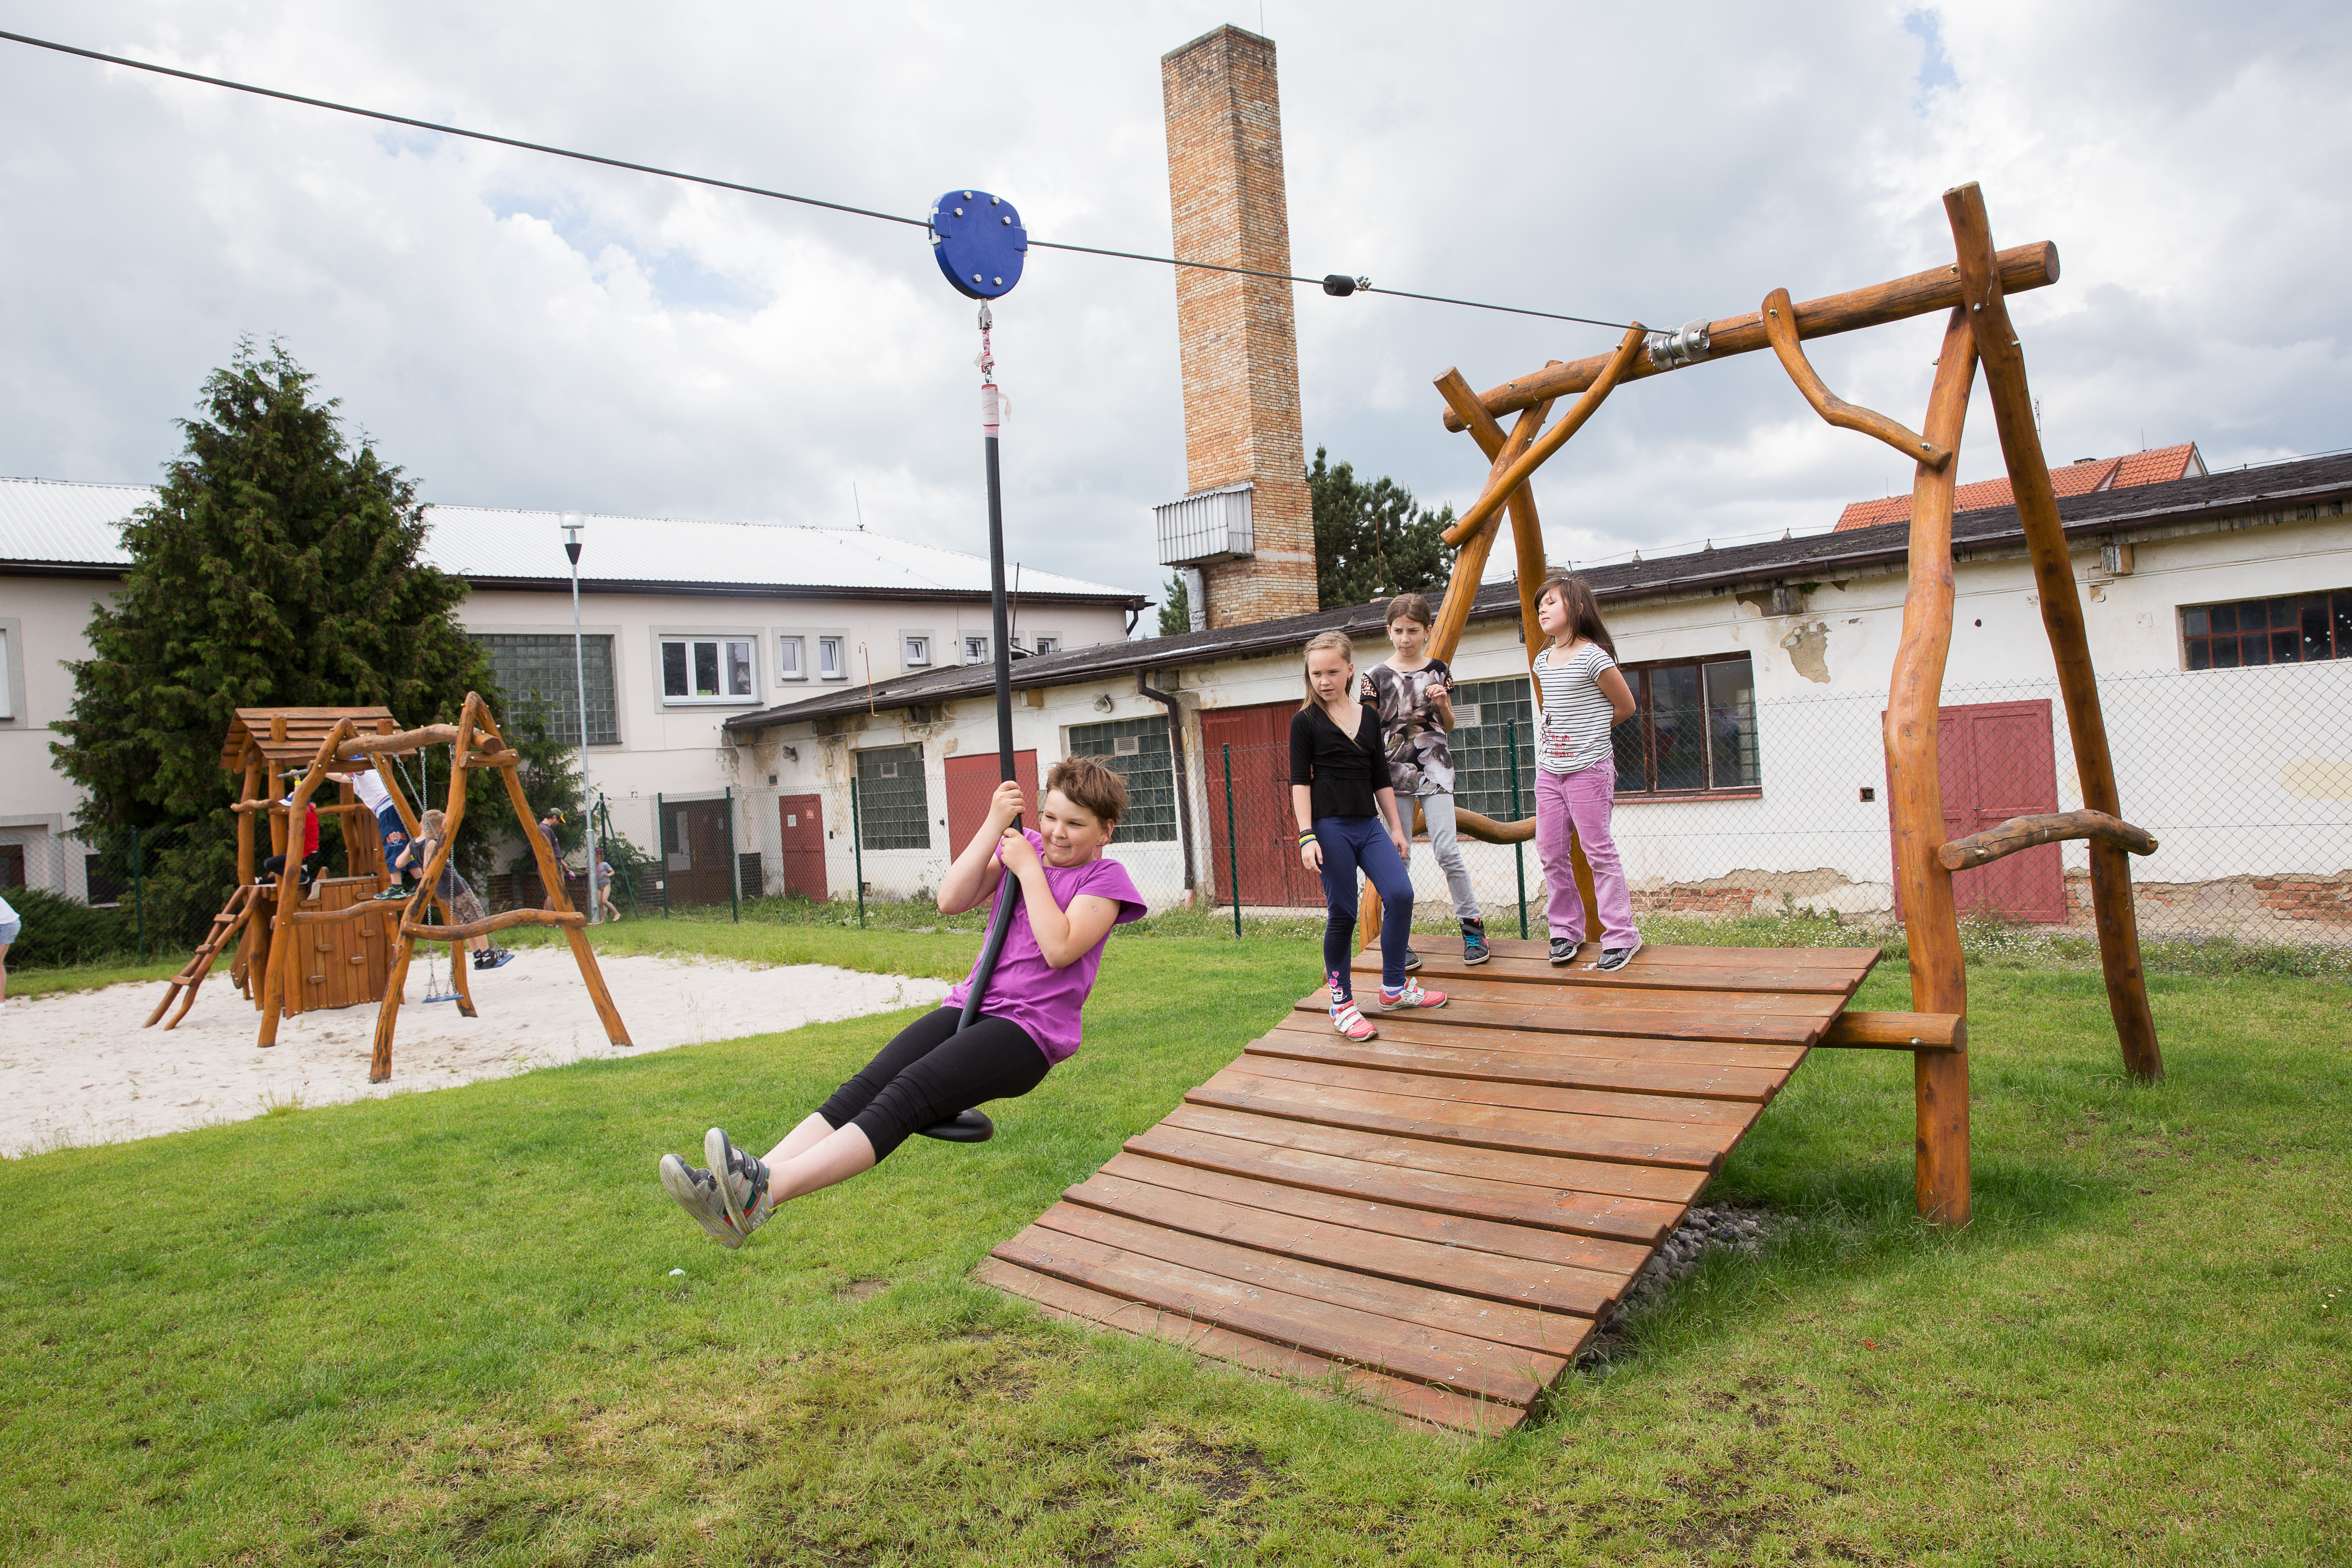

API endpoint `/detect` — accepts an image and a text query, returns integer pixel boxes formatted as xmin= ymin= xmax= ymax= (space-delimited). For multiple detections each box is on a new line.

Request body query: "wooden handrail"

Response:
xmin=1818 ymin=1011 xmax=1966 ymax=1052
xmin=401 ymin=907 xmax=586 ymax=941
xmin=1440 ymin=241 xmax=2060 ymax=431
xmin=1939 ymin=809 xmax=2156 ymax=871
xmin=1760 ymin=288 xmax=1951 ymax=470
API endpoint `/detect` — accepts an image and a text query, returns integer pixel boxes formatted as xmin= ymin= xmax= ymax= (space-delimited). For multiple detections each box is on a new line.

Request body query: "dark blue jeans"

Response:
xmin=1314 ymin=814 xmax=1413 ymax=1000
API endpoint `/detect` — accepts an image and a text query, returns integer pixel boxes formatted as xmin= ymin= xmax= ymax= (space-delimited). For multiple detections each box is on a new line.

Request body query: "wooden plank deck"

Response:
xmin=979 ymin=937 xmax=1878 ymax=1434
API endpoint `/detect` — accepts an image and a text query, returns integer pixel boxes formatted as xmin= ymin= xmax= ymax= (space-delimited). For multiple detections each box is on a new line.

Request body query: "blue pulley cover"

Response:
xmin=931 ymin=190 xmax=1026 ymax=299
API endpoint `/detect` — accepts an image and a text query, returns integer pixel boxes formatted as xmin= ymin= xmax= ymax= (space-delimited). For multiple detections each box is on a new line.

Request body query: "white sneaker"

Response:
xmin=1376 ymin=979 xmax=1448 ymax=1011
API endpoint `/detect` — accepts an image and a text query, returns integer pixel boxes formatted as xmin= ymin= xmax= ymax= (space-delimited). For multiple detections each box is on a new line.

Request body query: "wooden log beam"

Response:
xmin=336 ymin=724 xmax=513 ymax=762
xmin=1938 ymin=809 xmax=2156 ymax=872
xmin=1425 ymin=380 xmax=1554 ymax=665
xmin=1885 ymin=304 xmax=1979 ymax=1228
xmin=1440 ymin=241 xmax=2060 ymax=431
xmin=1440 ymin=327 xmax=1647 ymax=546
xmin=372 ymin=696 xmax=481 ymax=1081
xmin=1818 ymin=1011 xmax=1966 ymax=1052
xmin=258 ymin=719 xmax=356 ymax=1045
xmin=1945 ymin=183 xmax=2160 ymax=1085
xmin=1761 ymin=288 xmax=1951 ymax=470
xmin=1452 ymin=807 xmax=1534 ymax=845
xmin=401 ymin=907 xmax=586 ymax=941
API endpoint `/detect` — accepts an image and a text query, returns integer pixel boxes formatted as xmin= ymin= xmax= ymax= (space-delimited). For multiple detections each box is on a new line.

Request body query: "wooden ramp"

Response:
xmin=977 ymin=937 xmax=1878 ymax=1434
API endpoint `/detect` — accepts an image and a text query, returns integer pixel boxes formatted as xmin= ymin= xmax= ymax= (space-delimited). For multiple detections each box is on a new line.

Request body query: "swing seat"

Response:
xmin=919 ymin=1109 xmax=994 ymax=1143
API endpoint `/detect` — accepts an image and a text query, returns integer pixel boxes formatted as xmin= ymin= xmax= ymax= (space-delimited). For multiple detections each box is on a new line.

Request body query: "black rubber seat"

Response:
xmin=917 ymin=1109 xmax=995 ymax=1143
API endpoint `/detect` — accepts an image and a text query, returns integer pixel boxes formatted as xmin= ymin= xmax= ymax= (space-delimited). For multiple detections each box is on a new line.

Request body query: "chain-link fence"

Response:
xmin=0 ymin=821 xmax=222 ymax=967
xmin=21 ymin=663 xmax=2337 ymax=959
xmin=709 ymin=662 xmax=2348 ymax=950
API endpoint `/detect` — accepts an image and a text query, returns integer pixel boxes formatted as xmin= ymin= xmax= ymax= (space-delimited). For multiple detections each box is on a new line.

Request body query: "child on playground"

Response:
xmin=0 ymin=890 xmax=16 ymax=1012
xmin=1366 ymin=592 xmax=1488 ymax=968
xmin=1531 ymin=575 xmax=1642 ymax=971
xmin=326 ymin=766 xmax=411 ymax=902
xmin=595 ymin=847 xmax=622 ymax=922
xmin=660 ymin=756 xmax=1146 ymax=1248
xmin=1292 ymin=629 xmax=1446 ymax=1042
xmin=399 ymin=809 xmax=513 ymax=971
xmin=259 ymin=799 xmax=325 ymax=891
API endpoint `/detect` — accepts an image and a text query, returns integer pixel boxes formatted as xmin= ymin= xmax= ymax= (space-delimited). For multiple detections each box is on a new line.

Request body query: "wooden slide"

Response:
xmin=977 ymin=937 xmax=1887 ymax=1434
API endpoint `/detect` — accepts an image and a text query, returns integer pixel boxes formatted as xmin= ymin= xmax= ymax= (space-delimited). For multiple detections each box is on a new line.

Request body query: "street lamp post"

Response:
xmin=561 ymin=512 xmax=601 ymax=925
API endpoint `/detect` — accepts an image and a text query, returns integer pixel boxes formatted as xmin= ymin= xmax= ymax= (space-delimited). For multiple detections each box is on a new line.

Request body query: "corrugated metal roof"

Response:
xmin=0 ymin=479 xmax=1142 ymax=603
xmin=0 ymin=478 xmax=145 ymax=566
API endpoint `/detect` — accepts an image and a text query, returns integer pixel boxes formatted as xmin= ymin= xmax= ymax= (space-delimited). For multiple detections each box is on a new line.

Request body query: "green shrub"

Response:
xmin=3 ymin=885 xmax=141 ymax=969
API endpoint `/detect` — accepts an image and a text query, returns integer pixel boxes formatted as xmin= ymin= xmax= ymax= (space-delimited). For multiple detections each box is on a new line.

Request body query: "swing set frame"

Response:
xmin=1385 ymin=182 xmax=2162 ymax=1226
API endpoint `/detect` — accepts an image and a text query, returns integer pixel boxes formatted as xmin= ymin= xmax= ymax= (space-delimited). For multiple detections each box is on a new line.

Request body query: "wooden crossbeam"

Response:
xmin=1439 ymin=242 xmax=2060 ymax=432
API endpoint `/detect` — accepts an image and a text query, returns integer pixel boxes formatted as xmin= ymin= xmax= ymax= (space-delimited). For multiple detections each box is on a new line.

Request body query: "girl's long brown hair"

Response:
xmin=1536 ymin=575 xmax=1616 ymax=659
xmin=1300 ymin=629 xmax=1356 ymax=710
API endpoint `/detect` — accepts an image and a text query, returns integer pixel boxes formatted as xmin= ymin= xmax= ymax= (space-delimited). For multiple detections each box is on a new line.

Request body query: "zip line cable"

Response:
xmin=0 ymin=27 xmax=1642 ymax=333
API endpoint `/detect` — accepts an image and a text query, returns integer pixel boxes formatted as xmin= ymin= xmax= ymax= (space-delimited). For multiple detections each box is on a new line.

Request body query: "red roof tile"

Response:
xmin=1831 ymin=444 xmax=2203 ymax=530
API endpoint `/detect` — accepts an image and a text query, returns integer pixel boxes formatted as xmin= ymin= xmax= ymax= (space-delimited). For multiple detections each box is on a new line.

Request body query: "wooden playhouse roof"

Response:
xmin=220 ymin=707 xmax=401 ymax=771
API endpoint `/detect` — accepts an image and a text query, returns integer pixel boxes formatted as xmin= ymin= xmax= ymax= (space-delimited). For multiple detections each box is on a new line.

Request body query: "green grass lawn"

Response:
xmin=1 ymin=925 xmax=2346 ymax=1565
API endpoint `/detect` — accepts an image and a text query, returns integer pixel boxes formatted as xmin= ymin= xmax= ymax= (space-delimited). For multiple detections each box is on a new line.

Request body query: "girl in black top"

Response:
xmin=1289 ymin=629 xmax=1449 ymax=1041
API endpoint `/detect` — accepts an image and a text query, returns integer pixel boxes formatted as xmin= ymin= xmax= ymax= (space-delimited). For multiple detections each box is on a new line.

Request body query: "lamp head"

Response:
xmin=560 ymin=511 xmax=584 ymax=565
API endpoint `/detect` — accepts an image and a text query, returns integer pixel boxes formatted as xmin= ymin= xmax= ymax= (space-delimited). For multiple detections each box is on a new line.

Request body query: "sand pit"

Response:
xmin=0 ymin=950 xmax=948 ymax=1158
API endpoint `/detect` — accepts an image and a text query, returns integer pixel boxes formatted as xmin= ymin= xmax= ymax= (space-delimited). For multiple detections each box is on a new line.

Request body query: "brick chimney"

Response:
xmin=1157 ymin=24 xmax=1318 ymax=630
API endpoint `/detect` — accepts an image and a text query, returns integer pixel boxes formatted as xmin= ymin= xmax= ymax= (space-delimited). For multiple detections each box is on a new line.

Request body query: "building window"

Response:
xmin=904 ymin=634 xmax=931 ymax=667
xmin=475 ymin=633 xmax=619 ymax=744
xmin=1067 ymin=716 xmax=1177 ymax=842
xmin=2182 ymin=589 xmax=2352 ymax=669
xmin=962 ymin=634 xmax=990 ymax=665
xmin=1033 ymin=634 xmax=1062 ymax=655
xmin=818 ymin=637 xmax=845 ymax=680
xmin=1449 ymin=676 xmax=1536 ymax=819
xmin=856 ymin=744 xmax=929 ymax=850
xmin=778 ymin=636 xmax=805 ymax=680
xmin=662 ymin=637 xmax=754 ymax=702
xmin=1615 ymin=655 xmax=1759 ymax=795
xmin=0 ymin=626 xmax=13 ymax=719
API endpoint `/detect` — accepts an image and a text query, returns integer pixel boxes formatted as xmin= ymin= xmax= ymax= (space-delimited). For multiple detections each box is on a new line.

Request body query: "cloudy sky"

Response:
xmin=3 ymin=2 xmax=2347 ymax=611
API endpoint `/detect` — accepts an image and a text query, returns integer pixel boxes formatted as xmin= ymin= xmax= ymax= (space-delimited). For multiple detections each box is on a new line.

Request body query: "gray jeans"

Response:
xmin=1412 ymin=791 xmax=1482 ymax=922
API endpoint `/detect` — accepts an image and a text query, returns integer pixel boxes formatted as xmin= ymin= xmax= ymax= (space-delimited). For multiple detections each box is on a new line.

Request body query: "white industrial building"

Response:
xmin=723 ymin=452 xmax=2352 ymax=943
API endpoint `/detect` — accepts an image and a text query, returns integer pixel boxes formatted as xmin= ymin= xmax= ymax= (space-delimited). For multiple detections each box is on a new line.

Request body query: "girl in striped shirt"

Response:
xmin=1532 ymin=576 xmax=1642 ymax=970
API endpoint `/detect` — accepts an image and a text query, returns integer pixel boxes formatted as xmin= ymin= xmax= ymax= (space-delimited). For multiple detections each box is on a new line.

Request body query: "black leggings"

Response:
xmin=816 ymin=1008 xmax=1050 ymax=1161
xmin=262 ymin=851 xmax=325 ymax=884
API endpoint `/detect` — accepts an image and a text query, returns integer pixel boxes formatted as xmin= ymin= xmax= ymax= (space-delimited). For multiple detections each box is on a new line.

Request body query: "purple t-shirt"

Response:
xmin=943 ymin=832 xmax=1147 ymax=1065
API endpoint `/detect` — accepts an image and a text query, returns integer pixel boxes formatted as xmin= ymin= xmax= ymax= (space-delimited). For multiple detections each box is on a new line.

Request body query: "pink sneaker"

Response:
xmin=1377 ymin=979 xmax=1448 ymax=1012
xmin=1331 ymin=998 xmax=1379 ymax=1041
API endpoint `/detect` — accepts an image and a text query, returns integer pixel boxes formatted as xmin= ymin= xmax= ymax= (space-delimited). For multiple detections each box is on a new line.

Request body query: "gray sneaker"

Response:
xmin=1595 ymin=936 xmax=1645 ymax=973
xmin=705 ymin=1127 xmax=775 ymax=1240
xmin=659 ymin=1154 xmax=748 ymax=1249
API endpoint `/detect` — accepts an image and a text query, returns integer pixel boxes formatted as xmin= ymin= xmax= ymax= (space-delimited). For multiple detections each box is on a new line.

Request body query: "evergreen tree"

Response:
xmin=53 ymin=340 xmax=496 ymax=934
xmin=1156 ymin=571 xmax=1191 ymax=637
xmin=1308 ymin=446 xmax=1459 ymax=611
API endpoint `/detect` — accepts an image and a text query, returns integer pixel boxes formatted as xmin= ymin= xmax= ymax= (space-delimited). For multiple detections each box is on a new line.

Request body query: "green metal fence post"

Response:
xmin=725 ymin=786 xmax=740 ymax=922
xmin=657 ymin=793 xmax=671 ymax=919
xmin=850 ymin=778 xmax=867 ymax=929
xmin=1507 ymin=718 xmax=1529 ymax=940
xmin=133 ymin=825 xmax=146 ymax=962
xmin=1222 ymin=742 xmax=1241 ymax=940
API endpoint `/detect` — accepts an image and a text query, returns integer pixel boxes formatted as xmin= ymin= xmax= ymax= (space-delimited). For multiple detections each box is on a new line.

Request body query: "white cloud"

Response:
xmin=1 ymin=0 xmax=2346 ymax=608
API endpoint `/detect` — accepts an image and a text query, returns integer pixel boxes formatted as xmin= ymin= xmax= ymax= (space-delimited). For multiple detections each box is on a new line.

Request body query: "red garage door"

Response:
xmin=777 ymin=793 xmax=826 ymax=900
xmin=1891 ymin=698 xmax=2065 ymax=923
xmin=944 ymin=749 xmax=1040 ymax=859
xmin=1200 ymin=701 xmax=1325 ymax=909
